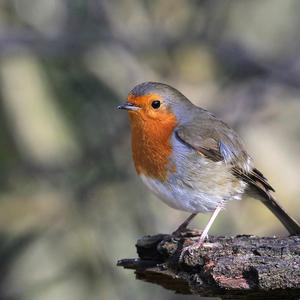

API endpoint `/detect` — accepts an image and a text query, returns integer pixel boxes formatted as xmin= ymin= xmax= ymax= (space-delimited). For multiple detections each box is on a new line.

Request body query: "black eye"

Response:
xmin=151 ymin=100 xmax=161 ymax=109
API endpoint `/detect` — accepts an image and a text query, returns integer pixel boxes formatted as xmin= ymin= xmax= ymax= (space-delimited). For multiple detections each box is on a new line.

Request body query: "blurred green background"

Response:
xmin=0 ymin=1 xmax=300 ymax=299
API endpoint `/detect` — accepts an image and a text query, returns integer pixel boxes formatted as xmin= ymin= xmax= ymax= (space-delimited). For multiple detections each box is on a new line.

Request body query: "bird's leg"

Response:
xmin=195 ymin=205 xmax=222 ymax=246
xmin=182 ymin=205 xmax=222 ymax=254
xmin=172 ymin=213 xmax=197 ymax=235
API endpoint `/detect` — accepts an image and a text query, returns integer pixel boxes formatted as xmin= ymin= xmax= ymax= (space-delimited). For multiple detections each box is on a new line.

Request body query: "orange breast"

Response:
xmin=129 ymin=111 xmax=177 ymax=182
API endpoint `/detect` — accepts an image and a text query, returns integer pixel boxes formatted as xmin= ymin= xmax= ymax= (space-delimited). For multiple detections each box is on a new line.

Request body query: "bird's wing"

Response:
xmin=175 ymin=116 xmax=275 ymax=193
xmin=175 ymin=118 xmax=248 ymax=168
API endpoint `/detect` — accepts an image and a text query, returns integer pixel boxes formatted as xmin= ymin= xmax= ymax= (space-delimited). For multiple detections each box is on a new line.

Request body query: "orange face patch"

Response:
xmin=127 ymin=93 xmax=165 ymax=120
xmin=127 ymin=93 xmax=177 ymax=181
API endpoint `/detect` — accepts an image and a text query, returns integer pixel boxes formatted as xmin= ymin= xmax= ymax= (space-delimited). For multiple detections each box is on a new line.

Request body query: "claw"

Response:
xmin=179 ymin=241 xmax=203 ymax=262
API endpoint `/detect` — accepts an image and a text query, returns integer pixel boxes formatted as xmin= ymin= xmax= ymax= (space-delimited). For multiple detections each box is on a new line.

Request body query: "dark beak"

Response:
xmin=117 ymin=102 xmax=140 ymax=111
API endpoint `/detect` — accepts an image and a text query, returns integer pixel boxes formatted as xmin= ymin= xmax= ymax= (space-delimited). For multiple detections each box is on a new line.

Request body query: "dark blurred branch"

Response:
xmin=0 ymin=31 xmax=109 ymax=56
xmin=118 ymin=231 xmax=300 ymax=299
xmin=2 ymin=30 xmax=300 ymax=94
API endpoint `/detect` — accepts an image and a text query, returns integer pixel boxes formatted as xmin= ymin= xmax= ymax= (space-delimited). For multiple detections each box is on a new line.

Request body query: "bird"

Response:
xmin=118 ymin=81 xmax=300 ymax=250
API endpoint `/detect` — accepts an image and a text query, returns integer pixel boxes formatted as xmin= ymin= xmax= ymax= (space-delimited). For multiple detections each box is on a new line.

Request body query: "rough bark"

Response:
xmin=117 ymin=230 xmax=300 ymax=299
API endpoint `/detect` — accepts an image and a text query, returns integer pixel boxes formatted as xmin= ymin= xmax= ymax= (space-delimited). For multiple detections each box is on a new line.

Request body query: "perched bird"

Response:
xmin=118 ymin=82 xmax=300 ymax=250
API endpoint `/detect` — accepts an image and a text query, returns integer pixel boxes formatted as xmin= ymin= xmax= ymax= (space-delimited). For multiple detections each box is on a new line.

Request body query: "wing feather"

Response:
xmin=175 ymin=117 xmax=275 ymax=195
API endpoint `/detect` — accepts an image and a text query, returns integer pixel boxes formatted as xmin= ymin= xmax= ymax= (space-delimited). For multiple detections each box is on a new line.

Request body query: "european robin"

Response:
xmin=118 ymin=82 xmax=300 ymax=250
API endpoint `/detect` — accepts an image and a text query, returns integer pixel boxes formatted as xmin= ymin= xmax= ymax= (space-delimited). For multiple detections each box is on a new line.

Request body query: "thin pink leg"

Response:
xmin=181 ymin=205 xmax=222 ymax=257
xmin=197 ymin=205 xmax=222 ymax=245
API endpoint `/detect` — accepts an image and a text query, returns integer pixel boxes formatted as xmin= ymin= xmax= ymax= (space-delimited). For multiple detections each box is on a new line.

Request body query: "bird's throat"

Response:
xmin=129 ymin=112 xmax=177 ymax=182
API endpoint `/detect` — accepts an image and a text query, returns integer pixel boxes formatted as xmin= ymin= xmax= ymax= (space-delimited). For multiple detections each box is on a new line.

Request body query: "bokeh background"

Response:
xmin=0 ymin=1 xmax=300 ymax=299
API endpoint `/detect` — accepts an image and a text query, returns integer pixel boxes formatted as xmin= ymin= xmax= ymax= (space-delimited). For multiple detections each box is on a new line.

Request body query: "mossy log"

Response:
xmin=117 ymin=230 xmax=300 ymax=299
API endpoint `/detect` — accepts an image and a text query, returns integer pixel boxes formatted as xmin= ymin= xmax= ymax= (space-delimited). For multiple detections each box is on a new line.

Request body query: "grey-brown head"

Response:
xmin=117 ymin=82 xmax=194 ymax=122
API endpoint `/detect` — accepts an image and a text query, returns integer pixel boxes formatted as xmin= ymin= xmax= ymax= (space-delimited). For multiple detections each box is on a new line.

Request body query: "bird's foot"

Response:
xmin=179 ymin=238 xmax=220 ymax=262
xmin=179 ymin=239 xmax=204 ymax=261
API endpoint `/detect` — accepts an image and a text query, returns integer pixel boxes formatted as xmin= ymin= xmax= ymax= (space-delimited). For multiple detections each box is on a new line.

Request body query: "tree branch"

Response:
xmin=117 ymin=230 xmax=300 ymax=299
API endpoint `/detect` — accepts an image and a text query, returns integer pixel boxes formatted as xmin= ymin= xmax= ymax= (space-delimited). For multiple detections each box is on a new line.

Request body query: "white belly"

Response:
xmin=138 ymin=133 xmax=247 ymax=213
xmin=139 ymin=174 xmax=227 ymax=213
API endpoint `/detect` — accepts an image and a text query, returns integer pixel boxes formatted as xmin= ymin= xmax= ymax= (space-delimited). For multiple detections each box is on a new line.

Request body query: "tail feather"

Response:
xmin=261 ymin=194 xmax=300 ymax=235
xmin=241 ymin=168 xmax=300 ymax=235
